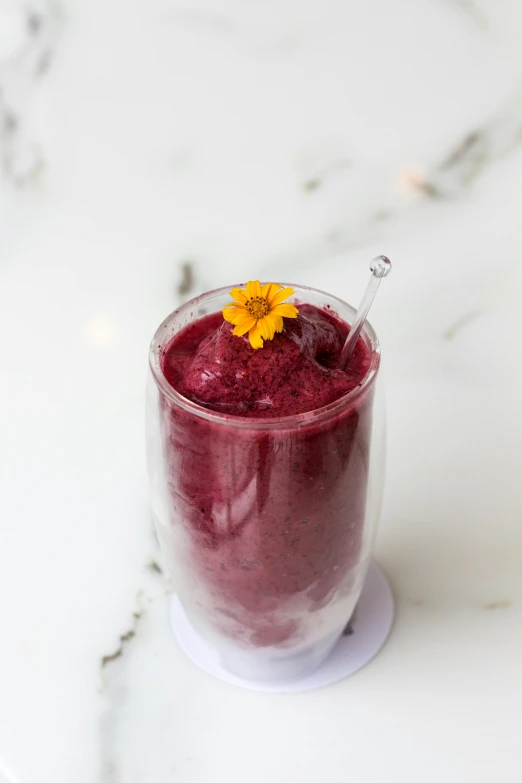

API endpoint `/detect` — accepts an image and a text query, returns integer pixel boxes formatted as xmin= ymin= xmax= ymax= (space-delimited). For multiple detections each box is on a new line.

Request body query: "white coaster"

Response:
xmin=170 ymin=562 xmax=394 ymax=692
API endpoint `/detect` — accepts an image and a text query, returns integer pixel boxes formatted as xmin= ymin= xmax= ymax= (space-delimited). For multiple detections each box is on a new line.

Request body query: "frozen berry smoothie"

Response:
xmin=150 ymin=285 xmax=380 ymax=679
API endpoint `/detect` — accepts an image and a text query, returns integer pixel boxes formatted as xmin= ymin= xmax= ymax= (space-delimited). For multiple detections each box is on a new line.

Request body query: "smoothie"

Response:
xmin=155 ymin=296 xmax=378 ymax=673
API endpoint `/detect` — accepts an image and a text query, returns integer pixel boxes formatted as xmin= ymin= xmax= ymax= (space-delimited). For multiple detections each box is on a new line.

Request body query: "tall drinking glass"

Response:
xmin=147 ymin=284 xmax=385 ymax=681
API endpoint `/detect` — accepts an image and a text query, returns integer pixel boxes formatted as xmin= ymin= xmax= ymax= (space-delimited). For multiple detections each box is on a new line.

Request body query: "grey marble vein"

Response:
xmin=98 ymin=561 xmax=167 ymax=781
xmin=0 ymin=0 xmax=61 ymax=187
xmin=443 ymin=309 xmax=485 ymax=340
xmin=433 ymin=86 xmax=522 ymax=194
xmin=448 ymin=0 xmax=489 ymax=32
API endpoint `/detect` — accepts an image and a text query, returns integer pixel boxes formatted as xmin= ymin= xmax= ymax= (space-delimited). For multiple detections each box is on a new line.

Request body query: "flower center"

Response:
xmin=246 ymin=296 xmax=269 ymax=319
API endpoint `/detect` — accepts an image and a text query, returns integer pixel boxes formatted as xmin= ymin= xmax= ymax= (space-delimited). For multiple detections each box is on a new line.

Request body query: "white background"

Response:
xmin=0 ymin=1 xmax=521 ymax=781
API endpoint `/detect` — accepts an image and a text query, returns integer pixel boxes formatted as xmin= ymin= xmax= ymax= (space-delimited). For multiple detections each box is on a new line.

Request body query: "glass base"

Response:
xmin=170 ymin=562 xmax=394 ymax=693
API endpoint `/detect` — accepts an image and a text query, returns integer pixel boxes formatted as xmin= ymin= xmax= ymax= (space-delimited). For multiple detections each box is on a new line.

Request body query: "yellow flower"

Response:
xmin=222 ymin=280 xmax=299 ymax=349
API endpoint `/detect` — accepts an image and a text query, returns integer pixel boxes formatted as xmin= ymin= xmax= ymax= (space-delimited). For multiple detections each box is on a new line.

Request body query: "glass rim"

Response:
xmin=149 ymin=282 xmax=381 ymax=430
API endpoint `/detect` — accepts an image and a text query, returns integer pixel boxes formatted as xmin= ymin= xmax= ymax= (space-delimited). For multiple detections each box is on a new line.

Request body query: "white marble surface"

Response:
xmin=1 ymin=0 xmax=522 ymax=781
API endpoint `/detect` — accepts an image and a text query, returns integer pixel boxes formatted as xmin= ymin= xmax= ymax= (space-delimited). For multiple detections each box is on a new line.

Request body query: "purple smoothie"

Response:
xmin=164 ymin=304 xmax=369 ymax=417
xmin=157 ymin=301 xmax=378 ymax=656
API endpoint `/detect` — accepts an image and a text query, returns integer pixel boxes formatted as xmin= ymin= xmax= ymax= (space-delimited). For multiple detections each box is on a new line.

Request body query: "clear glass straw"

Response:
xmin=339 ymin=255 xmax=391 ymax=371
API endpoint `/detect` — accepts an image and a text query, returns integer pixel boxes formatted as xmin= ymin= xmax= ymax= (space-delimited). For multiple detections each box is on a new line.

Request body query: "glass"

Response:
xmin=147 ymin=284 xmax=385 ymax=681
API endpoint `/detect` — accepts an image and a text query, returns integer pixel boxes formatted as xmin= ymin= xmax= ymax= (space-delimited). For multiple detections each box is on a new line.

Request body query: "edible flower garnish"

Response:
xmin=222 ymin=280 xmax=299 ymax=349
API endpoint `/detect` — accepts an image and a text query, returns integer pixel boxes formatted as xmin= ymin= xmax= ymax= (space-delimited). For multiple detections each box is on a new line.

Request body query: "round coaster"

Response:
xmin=170 ymin=561 xmax=394 ymax=692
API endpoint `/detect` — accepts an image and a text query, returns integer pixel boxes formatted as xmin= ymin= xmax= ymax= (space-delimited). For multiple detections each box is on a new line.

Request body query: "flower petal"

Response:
xmin=248 ymin=323 xmax=264 ymax=349
xmin=260 ymin=282 xmax=279 ymax=300
xmin=268 ymin=317 xmax=278 ymax=340
xmin=246 ymin=280 xmax=262 ymax=299
xmin=229 ymin=287 xmax=248 ymax=304
xmin=272 ymin=314 xmax=284 ymax=333
xmin=232 ymin=316 xmax=257 ymax=337
xmin=258 ymin=316 xmax=275 ymax=341
xmin=222 ymin=304 xmax=249 ymax=324
xmin=268 ymin=286 xmax=294 ymax=307
xmin=271 ymin=303 xmax=299 ymax=319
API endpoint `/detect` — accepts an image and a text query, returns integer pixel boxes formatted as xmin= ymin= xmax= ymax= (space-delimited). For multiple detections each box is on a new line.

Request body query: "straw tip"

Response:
xmin=370 ymin=255 xmax=392 ymax=278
